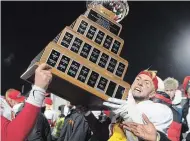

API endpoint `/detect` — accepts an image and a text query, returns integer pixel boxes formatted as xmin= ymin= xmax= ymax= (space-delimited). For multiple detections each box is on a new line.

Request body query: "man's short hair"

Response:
xmin=164 ymin=77 xmax=179 ymax=90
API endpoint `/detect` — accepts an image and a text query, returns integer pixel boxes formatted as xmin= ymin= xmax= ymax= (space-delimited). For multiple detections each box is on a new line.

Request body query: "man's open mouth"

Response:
xmin=134 ymin=87 xmax=142 ymax=92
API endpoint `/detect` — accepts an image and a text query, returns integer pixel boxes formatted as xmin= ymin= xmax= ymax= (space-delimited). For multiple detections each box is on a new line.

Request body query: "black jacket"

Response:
xmin=26 ymin=113 xmax=52 ymax=141
xmin=180 ymin=99 xmax=190 ymax=141
xmin=186 ymin=133 xmax=190 ymax=141
xmin=57 ymin=109 xmax=91 ymax=141
xmin=84 ymin=112 xmax=111 ymax=141
xmin=182 ymin=99 xmax=189 ymax=133
xmin=158 ymin=131 xmax=171 ymax=141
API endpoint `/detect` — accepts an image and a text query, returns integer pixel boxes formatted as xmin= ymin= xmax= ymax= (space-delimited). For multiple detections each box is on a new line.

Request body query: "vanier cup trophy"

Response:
xmin=21 ymin=0 xmax=130 ymax=109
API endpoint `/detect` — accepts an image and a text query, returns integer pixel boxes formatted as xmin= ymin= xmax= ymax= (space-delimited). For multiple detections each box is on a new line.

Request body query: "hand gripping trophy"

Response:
xmin=21 ymin=0 xmax=130 ymax=109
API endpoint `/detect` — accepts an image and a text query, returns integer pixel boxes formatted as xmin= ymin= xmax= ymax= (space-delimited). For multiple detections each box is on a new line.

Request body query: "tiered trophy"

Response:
xmin=21 ymin=1 xmax=130 ymax=109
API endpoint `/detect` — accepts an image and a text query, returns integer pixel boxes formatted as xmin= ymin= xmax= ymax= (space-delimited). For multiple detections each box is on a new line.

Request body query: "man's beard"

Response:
xmin=133 ymin=95 xmax=148 ymax=102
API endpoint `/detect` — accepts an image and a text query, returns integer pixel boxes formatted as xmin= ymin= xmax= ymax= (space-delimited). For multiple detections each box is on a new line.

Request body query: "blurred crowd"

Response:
xmin=1 ymin=63 xmax=190 ymax=141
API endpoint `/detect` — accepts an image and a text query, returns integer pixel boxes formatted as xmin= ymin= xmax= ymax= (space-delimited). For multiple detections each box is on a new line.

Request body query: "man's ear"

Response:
xmin=149 ymin=90 xmax=156 ymax=98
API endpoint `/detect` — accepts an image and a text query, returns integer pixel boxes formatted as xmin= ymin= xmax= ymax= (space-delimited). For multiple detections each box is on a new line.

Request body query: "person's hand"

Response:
xmin=103 ymin=98 xmax=128 ymax=117
xmin=34 ymin=63 xmax=52 ymax=90
xmin=121 ymin=114 xmax=157 ymax=141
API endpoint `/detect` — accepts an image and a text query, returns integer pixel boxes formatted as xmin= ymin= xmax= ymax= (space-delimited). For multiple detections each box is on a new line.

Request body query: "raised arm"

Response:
xmin=1 ymin=63 xmax=52 ymax=141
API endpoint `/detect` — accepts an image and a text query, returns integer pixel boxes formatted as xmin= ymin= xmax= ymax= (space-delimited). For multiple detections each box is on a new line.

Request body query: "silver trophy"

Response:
xmin=86 ymin=0 xmax=129 ymax=23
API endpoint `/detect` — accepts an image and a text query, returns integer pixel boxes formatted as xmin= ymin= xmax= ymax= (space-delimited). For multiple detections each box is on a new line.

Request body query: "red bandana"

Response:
xmin=138 ymin=70 xmax=158 ymax=90
xmin=183 ymin=76 xmax=190 ymax=97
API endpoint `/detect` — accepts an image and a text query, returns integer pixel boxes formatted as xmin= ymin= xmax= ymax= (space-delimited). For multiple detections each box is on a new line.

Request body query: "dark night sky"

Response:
xmin=1 ymin=1 xmax=190 ymax=94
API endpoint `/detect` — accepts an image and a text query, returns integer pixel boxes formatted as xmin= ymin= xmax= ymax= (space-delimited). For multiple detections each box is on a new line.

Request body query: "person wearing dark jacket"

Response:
xmin=27 ymin=112 xmax=52 ymax=141
xmin=14 ymin=102 xmax=52 ymax=141
xmin=57 ymin=105 xmax=91 ymax=141
xmin=84 ymin=111 xmax=111 ymax=141
xmin=181 ymin=76 xmax=190 ymax=141
xmin=182 ymin=99 xmax=190 ymax=141
xmin=182 ymin=99 xmax=190 ymax=132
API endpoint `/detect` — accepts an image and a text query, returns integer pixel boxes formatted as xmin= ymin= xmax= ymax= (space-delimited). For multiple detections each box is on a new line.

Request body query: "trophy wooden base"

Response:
xmin=21 ymin=63 xmax=109 ymax=110
xmin=21 ymin=41 xmax=130 ymax=109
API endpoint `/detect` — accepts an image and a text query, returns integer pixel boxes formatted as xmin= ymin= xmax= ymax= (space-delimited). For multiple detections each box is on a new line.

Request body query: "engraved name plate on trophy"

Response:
xmin=106 ymin=81 xmax=117 ymax=97
xmin=98 ymin=53 xmax=109 ymax=68
xmin=77 ymin=66 xmax=90 ymax=83
xmin=87 ymin=71 xmax=99 ymax=88
xmin=80 ymin=43 xmax=92 ymax=58
xmin=61 ymin=32 xmax=73 ymax=48
xmin=85 ymin=8 xmax=122 ymax=36
xmin=67 ymin=60 xmax=80 ymax=78
xmin=86 ymin=25 xmax=97 ymax=39
xmin=97 ymin=76 xmax=108 ymax=91
xmin=46 ymin=50 xmax=60 ymax=67
xmin=95 ymin=30 xmax=105 ymax=45
xmin=77 ymin=20 xmax=88 ymax=34
xmin=107 ymin=58 xmax=117 ymax=73
xmin=114 ymin=85 xmax=126 ymax=99
xmin=116 ymin=62 xmax=125 ymax=77
xmin=70 ymin=37 xmax=83 ymax=53
xmin=89 ymin=48 xmax=100 ymax=64
xmin=57 ymin=55 xmax=71 ymax=73
xmin=103 ymin=35 xmax=113 ymax=49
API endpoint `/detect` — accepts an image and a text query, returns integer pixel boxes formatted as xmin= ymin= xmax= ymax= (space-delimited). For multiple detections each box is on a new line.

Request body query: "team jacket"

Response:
xmin=1 ymin=85 xmax=46 ymax=141
xmin=57 ymin=109 xmax=91 ymax=141
xmin=167 ymin=106 xmax=182 ymax=141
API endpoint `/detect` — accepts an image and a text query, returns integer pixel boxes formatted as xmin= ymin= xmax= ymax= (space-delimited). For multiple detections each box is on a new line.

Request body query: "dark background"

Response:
xmin=1 ymin=1 xmax=190 ymax=94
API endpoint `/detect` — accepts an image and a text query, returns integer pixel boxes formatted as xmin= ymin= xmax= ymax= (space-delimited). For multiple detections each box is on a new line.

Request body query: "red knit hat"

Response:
xmin=8 ymin=89 xmax=25 ymax=103
xmin=138 ymin=70 xmax=158 ymax=90
xmin=44 ymin=97 xmax=53 ymax=105
xmin=183 ymin=76 xmax=190 ymax=97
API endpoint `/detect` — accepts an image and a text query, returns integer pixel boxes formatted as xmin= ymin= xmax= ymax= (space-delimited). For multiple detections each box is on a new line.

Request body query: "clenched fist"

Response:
xmin=34 ymin=63 xmax=52 ymax=90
